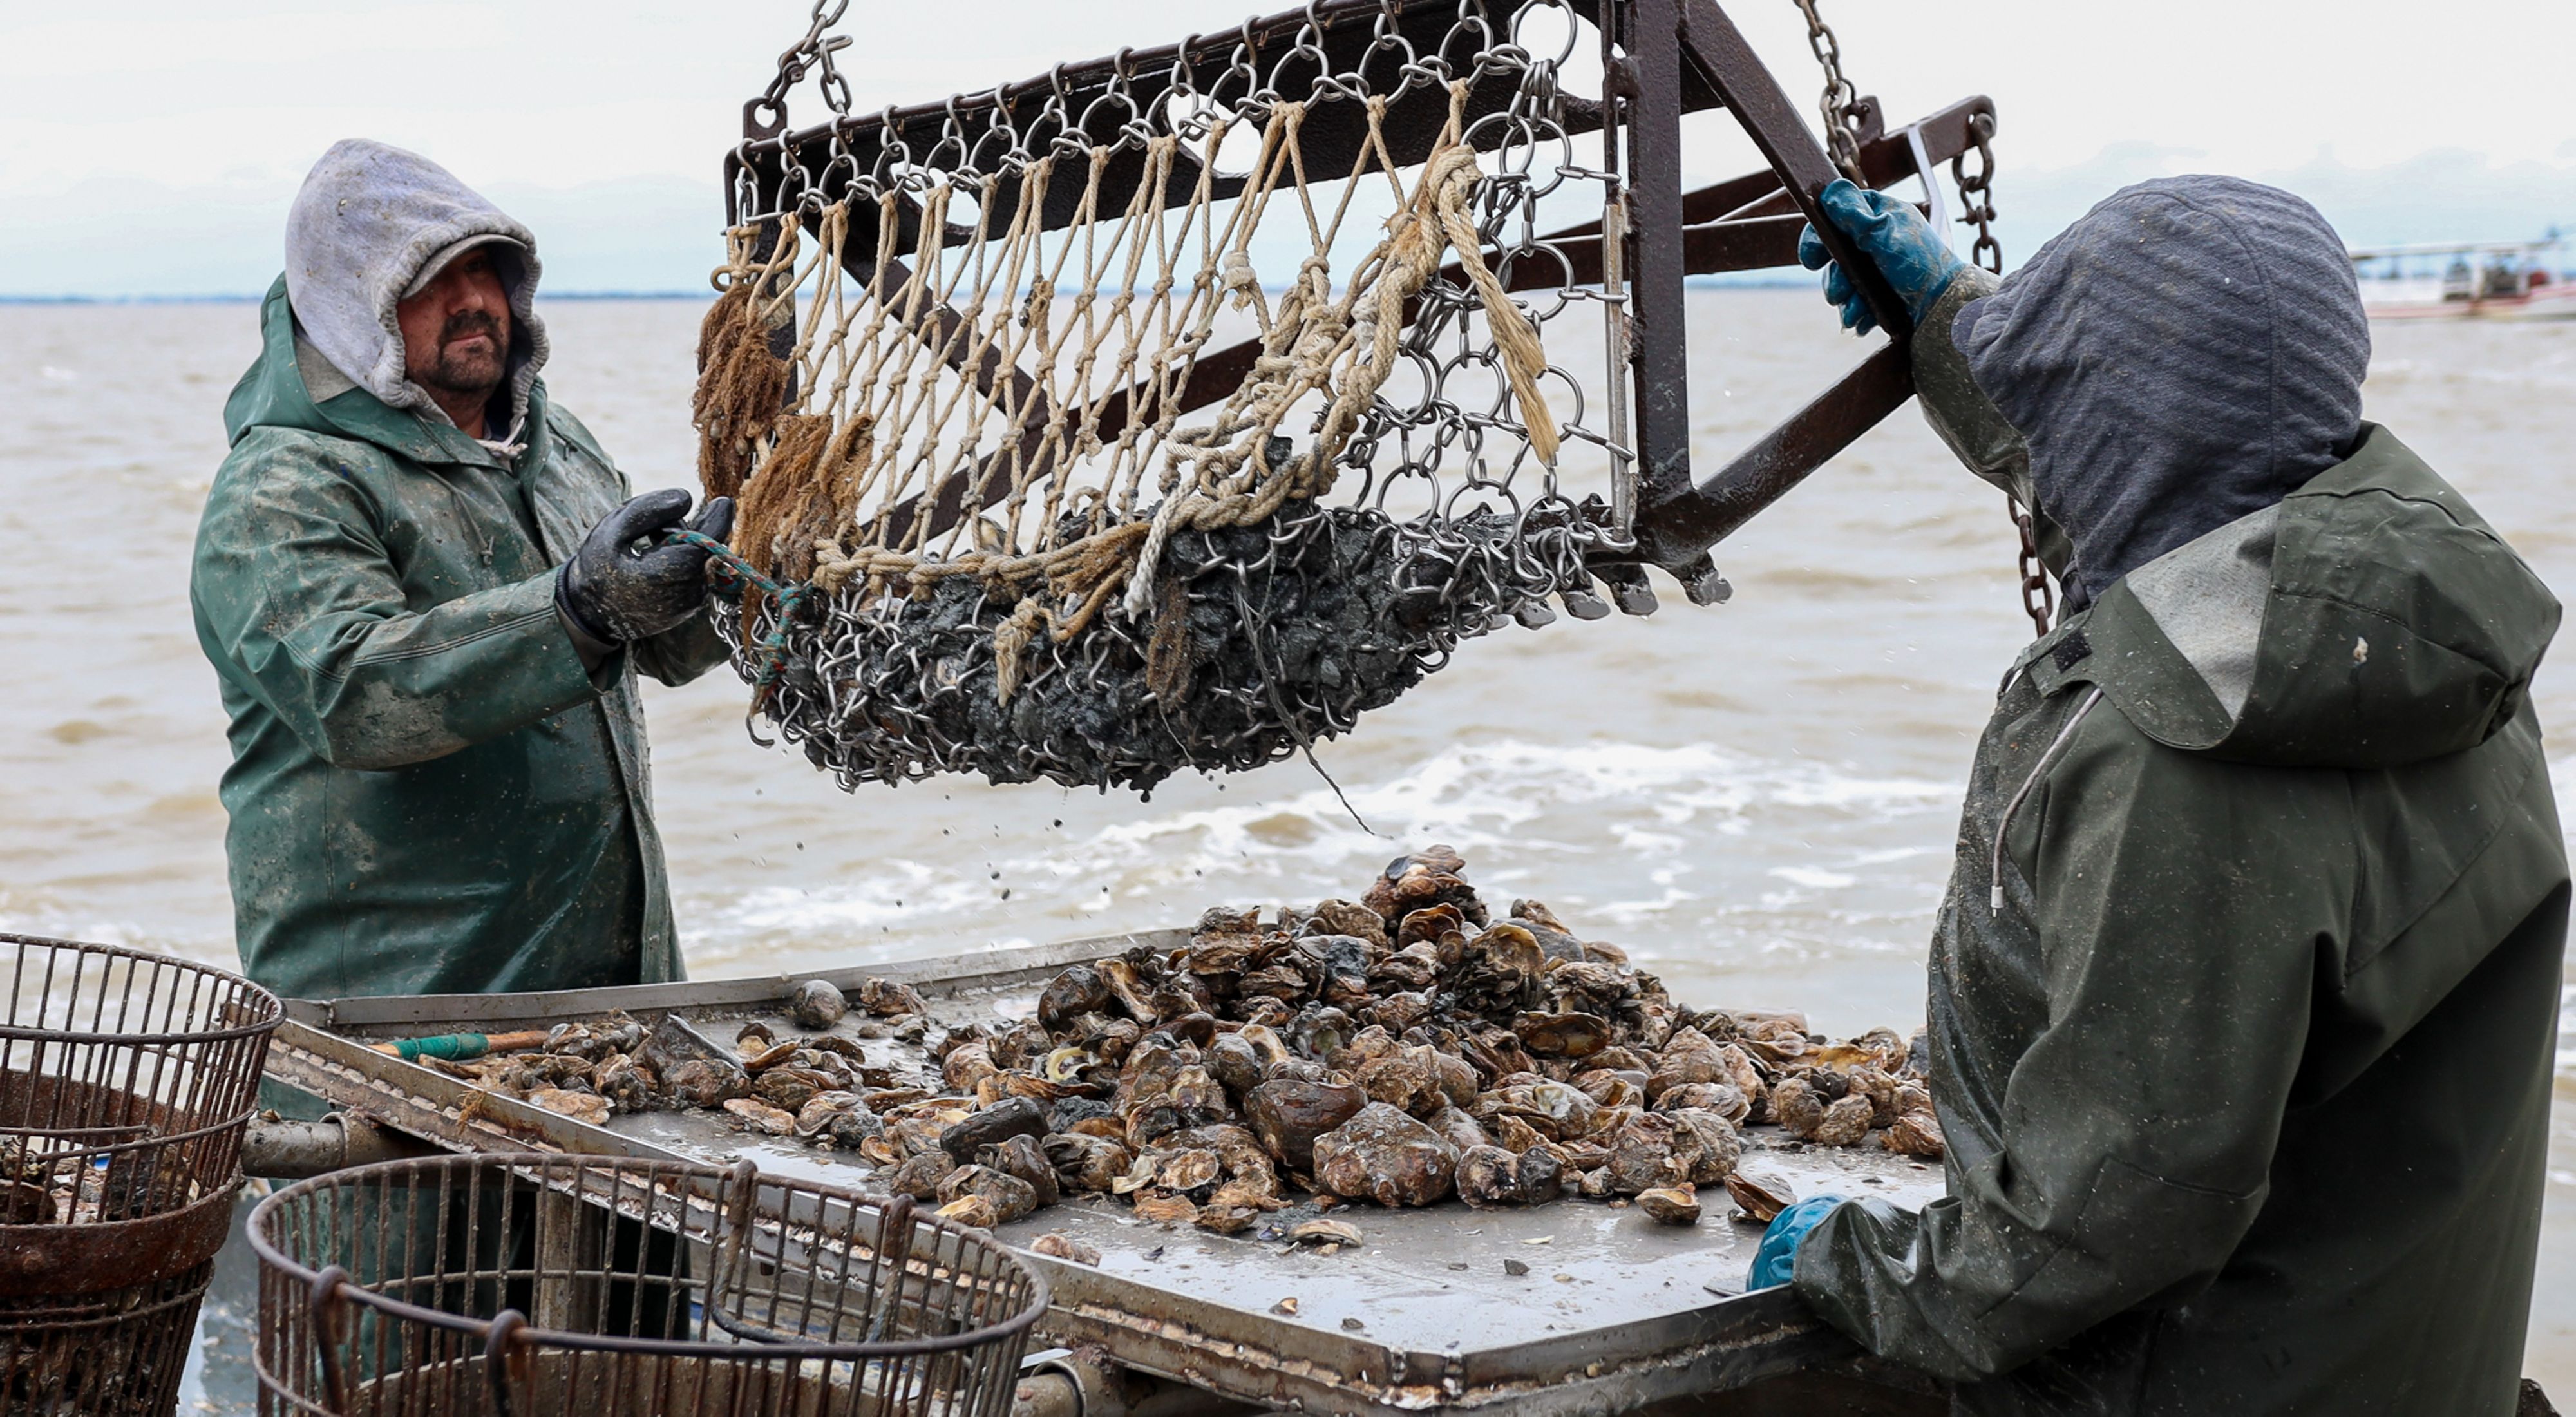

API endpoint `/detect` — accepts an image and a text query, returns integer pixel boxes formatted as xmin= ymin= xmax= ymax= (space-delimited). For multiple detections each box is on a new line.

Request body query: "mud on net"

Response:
xmin=697 ymin=2 xmax=1636 ymax=792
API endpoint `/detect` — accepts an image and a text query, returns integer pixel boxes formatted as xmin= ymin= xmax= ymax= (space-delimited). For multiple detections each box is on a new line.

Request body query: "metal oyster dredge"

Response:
xmin=696 ymin=0 xmax=2000 ymax=790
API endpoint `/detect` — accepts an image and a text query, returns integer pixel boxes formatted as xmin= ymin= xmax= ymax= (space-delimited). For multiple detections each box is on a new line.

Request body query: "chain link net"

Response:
xmin=701 ymin=1 xmax=1635 ymax=794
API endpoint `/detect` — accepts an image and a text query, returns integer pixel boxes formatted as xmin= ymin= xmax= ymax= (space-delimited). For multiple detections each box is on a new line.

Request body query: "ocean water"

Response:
xmin=3 ymin=290 xmax=2571 ymax=1395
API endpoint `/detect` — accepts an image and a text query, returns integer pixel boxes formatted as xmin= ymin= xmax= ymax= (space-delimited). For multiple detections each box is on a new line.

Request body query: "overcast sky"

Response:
xmin=4 ymin=0 xmax=2571 ymax=296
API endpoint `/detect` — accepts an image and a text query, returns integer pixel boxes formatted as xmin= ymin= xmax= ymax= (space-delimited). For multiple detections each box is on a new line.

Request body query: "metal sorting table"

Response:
xmin=261 ymin=931 xmax=1947 ymax=1416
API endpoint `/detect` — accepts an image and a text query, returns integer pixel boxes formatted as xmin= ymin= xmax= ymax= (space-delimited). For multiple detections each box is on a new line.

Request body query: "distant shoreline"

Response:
xmin=0 ymin=275 xmax=1813 ymax=305
xmin=0 ymin=290 xmax=710 ymax=305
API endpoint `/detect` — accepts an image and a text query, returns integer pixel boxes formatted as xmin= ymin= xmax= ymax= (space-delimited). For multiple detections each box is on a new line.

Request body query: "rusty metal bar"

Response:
xmin=1631 ymin=341 xmax=1914 ymax=566
xmin=1618 ymin=0 xmax=1695 ymax=506
xmin=1671 ymin=0 xmax=1909 ymax=339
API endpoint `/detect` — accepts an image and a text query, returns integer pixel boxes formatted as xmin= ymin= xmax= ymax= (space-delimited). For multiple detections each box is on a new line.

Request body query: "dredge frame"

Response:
xmin=720 ymin=0 xmax=1995 ymax=607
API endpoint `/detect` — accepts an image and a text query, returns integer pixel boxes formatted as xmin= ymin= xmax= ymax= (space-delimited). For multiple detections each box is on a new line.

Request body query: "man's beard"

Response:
xmin=413 ymin=310 xmax=508 ymax=399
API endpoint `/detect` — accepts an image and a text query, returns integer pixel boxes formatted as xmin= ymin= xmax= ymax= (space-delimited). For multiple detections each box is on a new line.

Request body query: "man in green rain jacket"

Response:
xmin=1763 ymin=176 xmax=2568 ymax=1414
xmin=193 ymin=139 xmax=735 ymax=1001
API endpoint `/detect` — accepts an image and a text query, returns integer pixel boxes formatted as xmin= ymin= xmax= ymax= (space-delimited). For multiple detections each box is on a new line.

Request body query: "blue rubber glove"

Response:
xmin=1797 ymin=178 xmax=1967 ymax=336
xmin=1745 ymin=1194 xmax=1846 ymax=1290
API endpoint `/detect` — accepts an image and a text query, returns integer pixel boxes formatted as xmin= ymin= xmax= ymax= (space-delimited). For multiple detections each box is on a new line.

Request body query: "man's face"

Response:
xmin=395 ymin=248 xmax=511 ymax=401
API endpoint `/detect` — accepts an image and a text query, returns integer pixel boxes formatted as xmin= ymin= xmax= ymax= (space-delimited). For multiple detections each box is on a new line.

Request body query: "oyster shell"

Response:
xmin=1884 ymin=1112 xmax=1946 ymax=1159
xmin=1812 ymin=1095 xmax=1874 ymax=1148
xmin=1471 ymin=1080 xmax=1598 ymax=1141
xmin=1636 ymin=1184 xmax=1701 ymax=1225
xmin=1043 ymin=1132 xmax=1133 ymax=1192
xmin=1724 ymin=1171 xmax=1793 ymax=1224
xmin=1245 ymin=1079 xmax=1366 ymax=1170
xmin=723 ymin=1098 xmax=796 ymax=1136
xmin=1289 ymin=1219 xmax=1365 ymax=1246
xmin=1714 ymin=1044 xmax=1770 ymax=1123
xmin=1513 ymin=1011 xmax=1613 ymax=1059
xmin=1454 ymin=1143 xmax=1562 ymax=1207
xmin=1666 ymin=1108 xmax=1743 ymax=1184
xmin=1425 ymin=1105 xmax=1492 ymax=1155
xmin=940 ymin=1095 xmax=1048 ymax=1163
xmin=1039 ymin=965 xmax=1113 ymax=1029
xmin=1363 ymin=989 xmax=1435 ymax=1034
xmin=878 ymin=1152 xmax=951 ymax=1203
xmin=790 ymin=980 xmax=848 ymax=1030
xmin=936 ymin=1195 xmax=999 ymax=1228
xmin=793 ymin=1091 xmax=879 ymax=1142
xmin=1312 ymin=1103 xmax=1457 ymax=1207
xmin=857 ymin=978 xmax=929 ymax=1018
xmin=943 ymin=1041 xmax=999 ymax=1096
xmin=1195 ymin=1204 xmax=1260 ymax=1235
xmin=1205 ymin=1032 xmax=1266 ymax=1097
xmin=1030 ymin=1232 xmax=1102 ymax=1265
xmin=976 ymin=1133 xmax=1062 ymax=1206
xmin=1846 ymin=1065 xmax=1899 ymax=1127
xmin=754 ymin=1066 xmax=836 ymax=1113
xmin=1308 ymin=899 xmax=1391 ymax=949
xmin=1769 ymin=1076 xmax=1825 ymax=1140
xmin=1132 ymin=1192 xmax=1200 ymax=1226
xmin=1357 ymin=1046 xmax=1443 ymax=1118
xmin=528 ymin=1088 xmax=611 ymax=1125
xmin=1156 ymin=1148 xmax=1224 ymax=1196
xmin=938 ymin=1164 xmax=1039 ymax=1225
xmin=1600 ymin=1112 xmax=1680 ymax=1195
xmin=665 ymin=1059 xmax=749 ymax=1108
xmin=1653 ymin=1081 xmax=1749 ymax=1123
xmin=595 ymin=1054 xmax=659 ymax=1112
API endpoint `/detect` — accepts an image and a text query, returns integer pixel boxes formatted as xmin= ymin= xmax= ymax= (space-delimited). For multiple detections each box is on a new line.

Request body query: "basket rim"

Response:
xmin=245 ymin=1153 xmax=1052 ymax=1363
xmin=0 ymin=933 xmax=283 ymax=1046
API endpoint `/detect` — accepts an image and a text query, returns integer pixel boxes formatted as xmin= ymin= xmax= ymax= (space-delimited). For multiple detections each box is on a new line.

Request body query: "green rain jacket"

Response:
xmin=191 ymin=280 xmax=729 ymax=1000
xmin=1796 ymin=283 xmax=2569 ymax=1415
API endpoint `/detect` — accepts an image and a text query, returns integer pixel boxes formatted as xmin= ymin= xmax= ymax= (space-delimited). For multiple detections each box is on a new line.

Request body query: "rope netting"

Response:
xmin=697 ymin=3 xmax=1633 ymax=792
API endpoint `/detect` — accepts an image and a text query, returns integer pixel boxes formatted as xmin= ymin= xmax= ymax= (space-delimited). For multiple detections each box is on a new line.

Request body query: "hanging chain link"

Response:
xmin=2010 ymin=497 xmax=2053 ymax=638
xmin=748 ymin=0 xmax=855 ymax=135
xmin=1789 ymin=0 xmax=1867 ymax=182
xmin=1951 ymin=109 xmax=2002 ymax=273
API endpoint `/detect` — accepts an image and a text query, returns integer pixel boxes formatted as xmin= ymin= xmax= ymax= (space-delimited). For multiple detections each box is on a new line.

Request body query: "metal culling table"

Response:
xmin=258 ymin=931 xmax=1948 ymax=1416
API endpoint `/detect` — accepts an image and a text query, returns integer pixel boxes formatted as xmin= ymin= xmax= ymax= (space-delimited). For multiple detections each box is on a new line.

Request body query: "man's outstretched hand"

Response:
xmin=558 ymin=490 xmax=735 ymax=645
xmin=1797 ymin=178 xmax=1967 ymax=337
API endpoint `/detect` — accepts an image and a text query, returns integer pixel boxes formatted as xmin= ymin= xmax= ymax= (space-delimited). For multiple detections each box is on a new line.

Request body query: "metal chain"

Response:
xmin=748 ymin=0 xmax=855 ymax=135
xmin=1790 ymin=0 xmax=1866 ymax=181
xmin=2009 ymin=498 xmax=2053 ymax=638
xmin=1951 ymin=110 xmax=2002 ymax=273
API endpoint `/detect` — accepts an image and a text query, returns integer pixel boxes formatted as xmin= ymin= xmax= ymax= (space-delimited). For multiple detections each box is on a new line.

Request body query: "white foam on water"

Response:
xmin=682 ymin=737 xmax=1957 ymax=975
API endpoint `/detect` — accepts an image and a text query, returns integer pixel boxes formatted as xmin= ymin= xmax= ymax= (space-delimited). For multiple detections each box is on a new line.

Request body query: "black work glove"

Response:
xmin=556 ymin=490 xmax=735 ymax=644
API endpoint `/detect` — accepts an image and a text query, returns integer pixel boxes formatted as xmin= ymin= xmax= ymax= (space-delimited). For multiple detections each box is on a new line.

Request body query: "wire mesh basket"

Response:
xmin=250 ymin=1155 xmax=1050 ymax=1417
xmin=0 ymin=934 xmax=283 ymax=1414
xmin=0 ymin=1264 xmax=214 ymax=1416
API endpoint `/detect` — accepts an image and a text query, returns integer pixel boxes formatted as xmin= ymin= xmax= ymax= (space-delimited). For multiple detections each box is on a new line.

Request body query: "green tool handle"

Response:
xmin=370 ymin=1029 xmax=548 ymax=1062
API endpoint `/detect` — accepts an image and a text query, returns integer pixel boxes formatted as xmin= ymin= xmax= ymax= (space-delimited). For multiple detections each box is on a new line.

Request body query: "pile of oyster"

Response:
xmin=434 ymin=848 xmax=1944 ymax=1234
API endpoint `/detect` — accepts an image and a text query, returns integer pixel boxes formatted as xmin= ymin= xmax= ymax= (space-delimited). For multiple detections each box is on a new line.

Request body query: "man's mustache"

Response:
xmin=439 ymin=310 xmax=504 ymax=350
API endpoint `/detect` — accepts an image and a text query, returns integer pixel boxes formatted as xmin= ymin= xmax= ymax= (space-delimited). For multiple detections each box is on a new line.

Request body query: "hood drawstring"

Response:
xmin=1991 ymin=687 xmax=2106 ymax=913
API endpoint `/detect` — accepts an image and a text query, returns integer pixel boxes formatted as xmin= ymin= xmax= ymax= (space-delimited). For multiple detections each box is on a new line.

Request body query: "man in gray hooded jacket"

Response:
xmin=1757 ymin=176 xmax=2568 ymax=1414
xmin=192 ymin=140 xmax=735 ymax=1001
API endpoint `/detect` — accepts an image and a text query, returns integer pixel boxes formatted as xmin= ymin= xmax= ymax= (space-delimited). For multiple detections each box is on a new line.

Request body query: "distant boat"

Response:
xmin=2348 ymin=238 xmax=2576 ymax=321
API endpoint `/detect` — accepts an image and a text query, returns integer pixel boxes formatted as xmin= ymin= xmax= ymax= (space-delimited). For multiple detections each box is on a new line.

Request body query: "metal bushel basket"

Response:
xmin=250 ymin=1155 xmax=1050 ymax=1417
xmin=0 ymin=934 xmax=285 ymax=1415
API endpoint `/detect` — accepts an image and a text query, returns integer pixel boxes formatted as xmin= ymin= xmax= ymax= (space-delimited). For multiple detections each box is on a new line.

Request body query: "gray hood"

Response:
xmin=283 ymin=138 xmax=548 ymax=440
xmin=1955 ymin=176 xmax=2370 ymax=608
